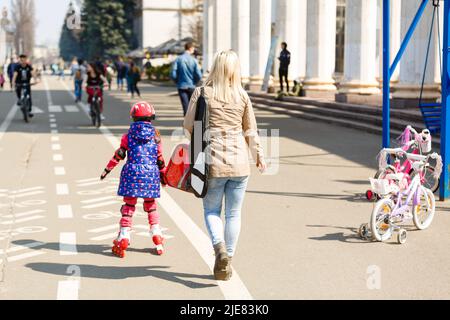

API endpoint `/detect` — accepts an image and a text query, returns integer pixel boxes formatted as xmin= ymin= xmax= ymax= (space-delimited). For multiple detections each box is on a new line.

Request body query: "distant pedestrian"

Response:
xmin=58 ymin=58 xmax=66 ymax=80
xmin=278 ymin=42 xmax=291 ymax=93
xmin=125 ymin=59 xmax=132 ymax=93
xmin=128 ymin=61 xmax=141 ymax=99
xmin=0 ymin=69 xmax=5 ymax=90
xmin=7 ymin=58 xmax=17 ymax=91
xmin=170 ymin=42 xmax=202 ymax=116
xmin=105 ymin=60 xmax=115 ymax=90
xmin=115 ymin=56 xmax=126 ymax=91
xmin=74 ymin=59 xmax=86 ymax=102
xmin=70 ymin=57 xmax=78 ymax=79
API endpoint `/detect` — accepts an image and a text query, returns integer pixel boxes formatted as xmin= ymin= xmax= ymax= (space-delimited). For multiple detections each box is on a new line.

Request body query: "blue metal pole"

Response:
xmin=382 ymin=0 xmax=391 ymax=148
xmin=440 ymin=0 xmax=450 ymax=200
xmin=389 ymin=0 xmax=429 ymax=76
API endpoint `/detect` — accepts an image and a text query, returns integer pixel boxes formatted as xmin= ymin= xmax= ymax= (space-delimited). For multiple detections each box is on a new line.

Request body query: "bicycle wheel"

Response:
xmin=423 ymin=166 xmax=440 ymax=193
xmin=95 ymin=102 xmax=101 ymax=128
xmin=21 ymin=98 xmax=29 ymax=123
xmin=370 ymin=198 xmax=394 ymax=242
xmin=90 ymin=103 xmax=96 ymax=126
xmin=413 ymin=186 xmax=435 ymax=230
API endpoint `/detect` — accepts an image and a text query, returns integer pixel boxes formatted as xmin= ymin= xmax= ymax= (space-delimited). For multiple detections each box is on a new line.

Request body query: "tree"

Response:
xmin=122 ymin=0 xmax=139 ymax=50
xmin=11 ymin=0 xmax=35 ymax=55
xmin=59 ymin=2 xmax=83 ymax=61
xmin=81 ymin=0 xmax=132 ymax=59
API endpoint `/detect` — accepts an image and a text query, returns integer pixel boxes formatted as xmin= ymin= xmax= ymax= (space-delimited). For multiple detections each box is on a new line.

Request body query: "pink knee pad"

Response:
xmin=120 ymin=204 xmax=136 ymax=228
xmin=144 ymin=199 xmax=159 ymax=226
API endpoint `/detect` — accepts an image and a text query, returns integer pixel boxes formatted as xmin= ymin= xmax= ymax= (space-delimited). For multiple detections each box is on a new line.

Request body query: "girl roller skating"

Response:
xmin=100 ymin=101 xmax=168 ymax=258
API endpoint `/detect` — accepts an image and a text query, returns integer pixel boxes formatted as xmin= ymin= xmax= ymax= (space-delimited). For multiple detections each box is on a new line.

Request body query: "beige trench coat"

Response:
xmin=183 ymin=86 xmax=265 ymax=178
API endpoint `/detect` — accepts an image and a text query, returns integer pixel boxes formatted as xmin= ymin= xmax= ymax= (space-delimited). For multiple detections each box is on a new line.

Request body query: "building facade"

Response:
xmin=136 ymin=0 xmax=202 ymax=49
xmin=0 ymin=7 xmax=14 ymax=66
xmin=202 ymin=0 xmax=443 ymax=105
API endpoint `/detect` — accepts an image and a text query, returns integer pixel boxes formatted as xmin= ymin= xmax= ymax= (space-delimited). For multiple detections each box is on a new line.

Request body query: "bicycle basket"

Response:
xmin=369 ymin=178 xmax=399 ymax=195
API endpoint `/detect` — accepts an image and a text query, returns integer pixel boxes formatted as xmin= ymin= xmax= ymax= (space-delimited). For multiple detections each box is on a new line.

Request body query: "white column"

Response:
xmin=303 ymin=0 xmax=337 ymax=96
xmin=393 ymin=1 xmax=440 ymax=102
xmin=213 ymin=0 xmax=232 ymax=53
xmin=377 ymin=0 xmax=402 ymax=84
xmin=340 ymin=0 xmax=379 ymax=95
xmin=202 ymin=0 xmax=214 ymax=72
xmin=249 ymin=0 xmax=272 ymax=87
xmin=231 ymin=0 xmax=250 ymax=80
xmin=274 ymin=0 xmax=307 ymax=81
xmin=390 ymin=0 xmax=402 ymax=82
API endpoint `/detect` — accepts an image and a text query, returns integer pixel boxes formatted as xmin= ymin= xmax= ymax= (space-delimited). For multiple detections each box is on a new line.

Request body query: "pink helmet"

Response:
xmin=130 ymin=101 xmax=156 ymax=118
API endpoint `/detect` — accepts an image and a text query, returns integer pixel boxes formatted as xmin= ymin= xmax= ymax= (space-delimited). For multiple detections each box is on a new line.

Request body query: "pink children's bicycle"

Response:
xmin=365 ymin=125 xmax=440 ymax=201
xmin=359 ymin=151 xmax=442 ymax=244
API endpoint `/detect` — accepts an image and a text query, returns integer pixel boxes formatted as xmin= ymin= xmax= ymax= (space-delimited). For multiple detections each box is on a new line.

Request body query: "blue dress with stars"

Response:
xmin=118 ymin=122 xmax=161 ymax=199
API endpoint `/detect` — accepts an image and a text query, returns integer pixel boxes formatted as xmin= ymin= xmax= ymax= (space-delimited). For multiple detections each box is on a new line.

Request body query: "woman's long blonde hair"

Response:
xmin=204 ymin=50 xmax=247 ymax=104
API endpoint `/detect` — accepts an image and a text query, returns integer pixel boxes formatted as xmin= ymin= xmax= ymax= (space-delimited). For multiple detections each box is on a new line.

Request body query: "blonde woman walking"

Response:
xmin=184 ymin=50 xmax=266 ymax=281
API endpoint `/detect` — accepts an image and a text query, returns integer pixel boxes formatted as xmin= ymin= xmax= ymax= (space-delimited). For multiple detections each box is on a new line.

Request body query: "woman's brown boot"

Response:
xmin=213 ymin=242 xmax=231 ymax=281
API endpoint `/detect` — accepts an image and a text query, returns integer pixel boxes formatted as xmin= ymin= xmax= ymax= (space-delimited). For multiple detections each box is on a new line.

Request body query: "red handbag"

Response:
xmin=165 ymin=143 xmax=193 ymax=193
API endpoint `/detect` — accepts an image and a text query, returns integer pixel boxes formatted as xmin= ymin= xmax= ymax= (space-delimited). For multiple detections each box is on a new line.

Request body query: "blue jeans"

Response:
xmin=74 ymin=79 xmax=83 ymax=101
xmin=203 ymin=176 xmax=249 ymax=257
xmin=178 ymin=88 xmax=195 ymax=116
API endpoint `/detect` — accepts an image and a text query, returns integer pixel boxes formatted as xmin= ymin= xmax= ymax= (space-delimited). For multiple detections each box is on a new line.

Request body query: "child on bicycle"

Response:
xmin=86 ymin=63 xmax=106 ymax=117
xmin=100 ymin=101 xmax=168 ymax=258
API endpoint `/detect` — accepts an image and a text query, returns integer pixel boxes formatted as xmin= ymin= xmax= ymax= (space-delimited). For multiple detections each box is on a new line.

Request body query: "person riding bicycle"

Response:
xmin=12 ymin=54 xmax=36 ymax=117
xmin=86 ymin=63 xmax=106 ymax=119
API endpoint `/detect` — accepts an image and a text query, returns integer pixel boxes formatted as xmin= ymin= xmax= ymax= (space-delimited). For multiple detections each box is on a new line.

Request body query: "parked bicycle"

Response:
xmin=360 ymin=151 xmax=442 ymax=244
xmin=366 ymin=125 xmax=440 ymax=201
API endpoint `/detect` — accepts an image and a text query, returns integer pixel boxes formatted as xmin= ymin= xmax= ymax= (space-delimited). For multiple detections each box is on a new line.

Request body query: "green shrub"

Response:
xmin=146 ymin=63 xmax=172 ymax=81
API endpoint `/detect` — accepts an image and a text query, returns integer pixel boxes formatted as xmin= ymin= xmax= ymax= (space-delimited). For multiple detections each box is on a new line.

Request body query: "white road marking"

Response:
xmin=56 ymin=184 xmax=69 ymax=195
xmin=62 ymin=79 xmax=253 ymax=300
xmin=51 ymin=136 xmax=60 ymax=142
xmin=81 ymin=196 xmax=116 ymax=204
xmin=8 ymin=190 xmax=45 ymax=199
xmin=64 ymin=105 xmax=79 ymax=112
xmin=49 ymin=114 xmax=55 ymax=118
xmin=57 ymin=281 xmax=80 ymax=300
xmin=59 ymin=233 xmax=77 ymax=256
xmin=50 ymin=123 xmax=58 ymax=128
xmin=88 ymin=224 xmax=117 ymax=233
xmin=53 ymin=154 xmax=63 ymax=161
xmin=49 ymin=105 xmax=63 ymax=113
xmin=52 ymin=144 xmax=61 ymax=151
xmin=1 ymin=209 xmax=45 ymax=219
xmin=54 ymin=167 xmax=66 ymax=176
xmin=43 ymin=77 xmax=53 ymax=105
xmin=50 ymin=118 xmax=56 ymax=123
xmin=77 ymin=177 xmax=100 ymax=183
xmin=0 ymin=105 xmax=18 ymax=142
xmin=77 ymin=180 xmax=106 ymax=187
xmin=0 ymin=241 xmax=45 ymax=254
xmin=58 ymin=205 xmax=73 ymax=219
xmin=7 ymin=251 xmax=45 ymax=262
xmin=51 ymin=129 xmax=59 ymax=134
xmin=1 ymin=215 xmax=45 ymax=225
xmin=90 ymin=232 xmax=117 ymax=241
xmin=136 ymin=232 xmax=174 ymax=240
xmin=82 ymin=201 xmax=119 ymax=209
xmin=10 ymin=186 xmax=44 ymax=194
xmin=32 ymin=107 xmax=45 ymax=114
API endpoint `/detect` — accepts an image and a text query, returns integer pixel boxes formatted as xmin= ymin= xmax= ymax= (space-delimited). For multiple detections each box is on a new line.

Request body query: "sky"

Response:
xmin=0 ymin=0 xmax=73 ymax=47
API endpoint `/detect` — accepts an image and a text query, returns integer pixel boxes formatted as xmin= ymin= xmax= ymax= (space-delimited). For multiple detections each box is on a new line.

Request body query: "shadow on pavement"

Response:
xmin=13 ymin=239 xmax=216 ymax=288
xmin=246 ymin=190 xmax=367 ymax=203
xmin=25 ymin=262 xmax=216 ymax=289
